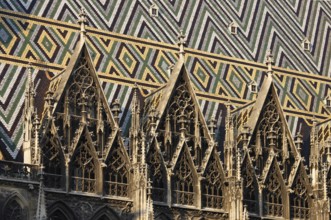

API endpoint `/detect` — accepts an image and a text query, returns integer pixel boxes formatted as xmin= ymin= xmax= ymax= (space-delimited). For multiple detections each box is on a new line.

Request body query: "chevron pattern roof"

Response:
xmin=0 ymin=0 xmax=331 ymax=159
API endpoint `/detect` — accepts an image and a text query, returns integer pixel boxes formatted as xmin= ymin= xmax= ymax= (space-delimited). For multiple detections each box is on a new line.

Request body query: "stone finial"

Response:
xmin=111 ymin=99 xmax=122 ymax=125
xmin=236 ymin=148 xmax=242 ymax=181
xmin=148 ymin=106 xmax=158 ymax=136
xmin=225 ymin=100 xmax=232 ymax=120
xmin=208 ymin=116 xmax=217 ymax=138
xmin=132 ymin=83 xmax=140 ymax=113
xmin=177 ymin=30 xmax=186 ymax=59
xmin=295 ymin=123 xmax=303 ymax=153
xmin=265 ymin=50 xmax=274 ymax=73
xmin=77 ymin=7 xmax=88 ymax=38
xmin=26 ymin=62 xmax=35 ymax=98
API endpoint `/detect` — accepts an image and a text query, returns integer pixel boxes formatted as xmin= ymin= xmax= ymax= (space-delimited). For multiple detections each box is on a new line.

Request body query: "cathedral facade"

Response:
xmin=1 ymin=3 xmax=331 ymax=220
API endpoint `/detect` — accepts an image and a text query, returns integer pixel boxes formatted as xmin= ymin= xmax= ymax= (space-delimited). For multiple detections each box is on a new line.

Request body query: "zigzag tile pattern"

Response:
xmin=1 ymin=0 xmax=330 ymax=76
xmin=0 ymin=1 xmax=331 ymax=159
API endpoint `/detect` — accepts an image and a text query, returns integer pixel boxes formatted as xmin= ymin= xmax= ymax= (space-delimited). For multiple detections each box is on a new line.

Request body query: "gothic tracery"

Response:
xmin=147 ymin=143 xmax=166 ymax=202
xmin=43 ymin=134 xmax=63 ymax=188
xmin=255 ymin=94 xmax=285 ymax=157
xmin=202 ymin=153 xmax=224 ymax=209
xmin=172 ymin=147 xmax=195 ymax=206
xmin=71 ymin=139 xmax=96 ymax=193
xmin=4 ymin=15 xmax=327 ymax=220
xmin=263 ymin=163 xmax=284 ymax=217
xmin=242 ymin=156 xmax=258 ymax=214
xmin=290 ymin=166 xmax=310 ymax=219
xmin=104 ymin=137 xmax=129 ymax=197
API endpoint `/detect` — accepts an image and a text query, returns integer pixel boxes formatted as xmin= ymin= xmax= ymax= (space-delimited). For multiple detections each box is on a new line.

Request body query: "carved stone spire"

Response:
xmin=36 ymin=164 xmax=47 ymax=220
xmin=77 ymin=7 xmax=88 ymax=40
xmin=326 ymin=137 xmax=331 ymax=165
xmin=33 ymin=114 xmax=40 ymax=164
xmin=225 ymin=101 xmax=235 ymax=177
xmin=25 ymin=64 xmax=35 ymax=116
xmin=322 ymin=163 xmax=328 ymax=200
xmin=310 ymin=117 xmax=320 ymax=191
xmin=148 ymin=106 xmax=158 ymax=137
xmin=164 ymin=113 xmax=172 ymax=144
xmin=236 ymin=149 xmax=242 ymax=181
xmin=294 ymin=123 xmax=303 ymax=154
xmin=140 ymin=130 xmax=146 ymax=165
xmin=208 ymin=116 xmax=217 ymax=139
xmin=23 ymin=64 xmax=36 ymax=164
xmin=45 ymin=90 xmax=55 ymax=119
xmin=130 ymin=85 xmax=139 ymax=161
xmin=146 ymin=178 xmax=154 ymax=220
xmin=131 ymin=84 xmax=140 ymax=136
xmin=265 ymin=49 xmax=274 ymax=73
xmin=177 ymin=30 xmax=186 ymax=60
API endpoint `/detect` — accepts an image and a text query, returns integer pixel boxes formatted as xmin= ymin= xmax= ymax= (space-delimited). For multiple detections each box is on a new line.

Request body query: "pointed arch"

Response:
xmin=70 ymin=127 xmax=99 ymax=193
xmin=242 ymin=152 xmax=259 ymax=214
xmin=48 ymin=201 xmax=75 ymax=220
xmin=104 ymin=133 xmax=130 ymax=198
xmin=172 ymin=144 xmax=197 ymax=206
xmin=202 ymin=148 xmax=225 ymax=209
xmin=290 ymin=163 xmax=311 ymax=219
xmin=90 ymin=206 xmax=120 ymax=220
xmin=263 ymin=159 xmax=286 ymax=217
xmin=147 ymin=138 xmax=167 ymax=202
xmin=2 ymin=193 xmax=28 ymax=220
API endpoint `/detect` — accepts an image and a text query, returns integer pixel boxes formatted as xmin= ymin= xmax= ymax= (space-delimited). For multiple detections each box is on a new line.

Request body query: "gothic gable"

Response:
xmin=50 ymin=42 xmax=114 ymax=126
xmin=144 ymin=61 xmax=213 ymax=169
xmin=40 ymin=36 xmax=119 ymax=166
xmin=289 ymin=162 xmax=311 ymax=219
xmin=172 ymin=143 xmax=198 ymax=206
xmin=104 ymin=132 xmax=130 ymax=197
xmin=262 ymin=156 xmax=286 ymax=217
xmin=246 ymin=80 xmax=298 ymax=158
xmin=70 ymin=126 xmax=100 ymax=193
xmin=201 ymin=148 xmax=225 ymax=209
xmin=149 ymin=63 xmax=210 ymax=137
xmin=42 ymin=120 xmax=66 ymax=189
xmin=241 ymin=73 xmax=299 ymax=183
